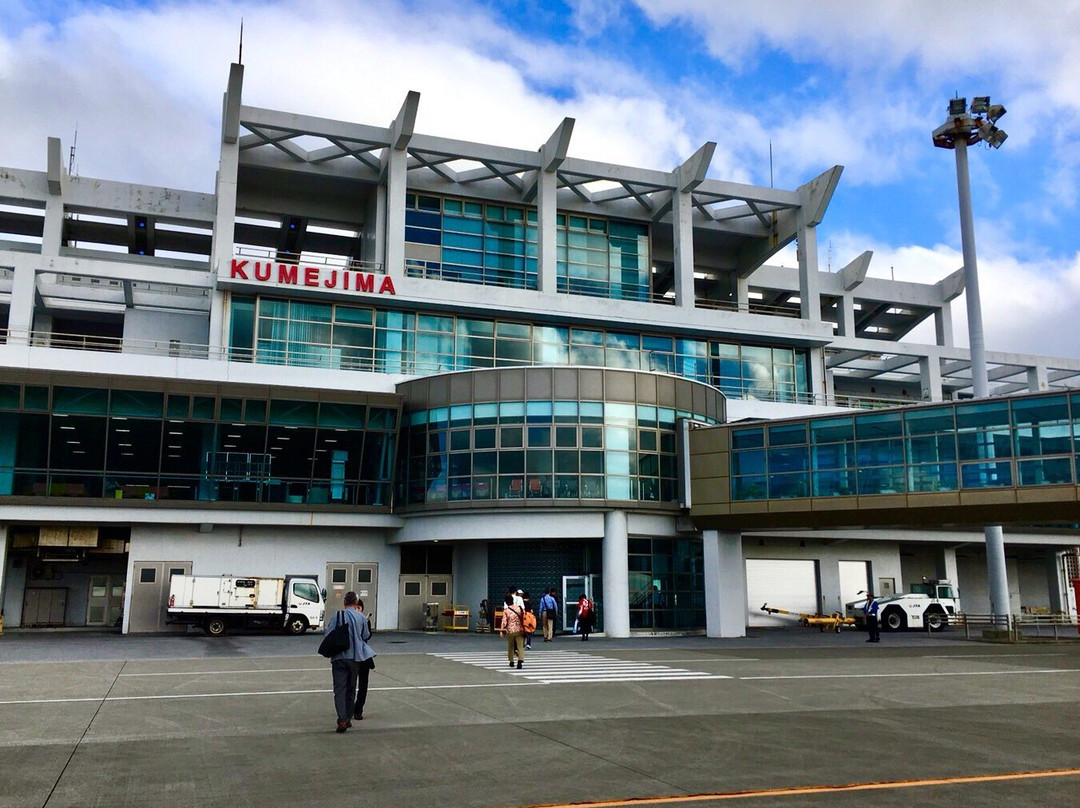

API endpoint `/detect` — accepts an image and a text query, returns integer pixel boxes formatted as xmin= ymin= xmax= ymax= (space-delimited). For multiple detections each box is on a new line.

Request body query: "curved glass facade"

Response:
xmin=730 ymin=392 xmax=1080 ymax=501
xmin=397 ymin=399 xmax=718 ymax=506
xmin=229 ymin=295 xmax=809 ymax=402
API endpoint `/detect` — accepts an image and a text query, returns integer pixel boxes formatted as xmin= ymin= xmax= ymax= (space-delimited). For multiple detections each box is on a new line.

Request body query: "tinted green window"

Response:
xmin=269 ymin=400 xmax=318 ymax=426
xmin=54 ymin=387 xmax=107 ymax=415
xmin=0 ymin=385 xmax=20 ymax=409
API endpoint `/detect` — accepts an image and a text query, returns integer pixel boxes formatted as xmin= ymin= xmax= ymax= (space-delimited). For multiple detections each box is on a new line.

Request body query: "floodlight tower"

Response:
xmin=932 ymin=96 xmax=1011 ymax=621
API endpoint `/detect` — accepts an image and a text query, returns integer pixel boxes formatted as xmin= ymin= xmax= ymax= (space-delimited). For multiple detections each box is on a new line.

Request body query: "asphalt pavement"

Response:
xmin=2 ymin=626 xmax=1080 ymax=808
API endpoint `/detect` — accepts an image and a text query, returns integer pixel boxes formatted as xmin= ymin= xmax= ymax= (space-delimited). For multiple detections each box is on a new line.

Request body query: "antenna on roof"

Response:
xmin=768 ymin=140 xmax=774 ymax=188
xmin=238 ymin=18 xmax=244 ymax=64
xmin=68 ymin=123 xmax=78 ymax=175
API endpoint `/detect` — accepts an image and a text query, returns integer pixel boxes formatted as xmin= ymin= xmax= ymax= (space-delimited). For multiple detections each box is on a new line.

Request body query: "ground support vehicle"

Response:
xmin=760 ymin=604 xmax=856 ymax=632
xmin=846 ymin=580 xmax=960 ymax=632
xmin=167 ymin=574 xmax=324 ymax=636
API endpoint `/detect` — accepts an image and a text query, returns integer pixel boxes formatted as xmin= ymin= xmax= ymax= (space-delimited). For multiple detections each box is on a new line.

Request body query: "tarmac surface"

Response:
xmin=2 ymin=626 xmax=1080 ymax=807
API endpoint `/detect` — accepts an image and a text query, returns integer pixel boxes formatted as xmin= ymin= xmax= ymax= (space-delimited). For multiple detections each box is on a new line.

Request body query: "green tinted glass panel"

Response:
xmin=193 ymin=396 xmax=215 ymax=419
xmin=0 ymin=385 xmax=20 ymax=409
xmin=24 ymin=386 xmax=48 ymax=410
xmin=220 ymin=398 xmax=242 ymax=421
xmin=269 ymin=400 xmax=318 ymax=426
xmin=110 ymin=390 xmax=163 ymax=417
xmin=54 ymin=387 xmax=108 ymax=415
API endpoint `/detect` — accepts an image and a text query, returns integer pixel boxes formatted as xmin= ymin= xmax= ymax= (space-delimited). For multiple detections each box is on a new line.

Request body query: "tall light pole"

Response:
xmin=933 ymin=96 xmax=1011 ymax=621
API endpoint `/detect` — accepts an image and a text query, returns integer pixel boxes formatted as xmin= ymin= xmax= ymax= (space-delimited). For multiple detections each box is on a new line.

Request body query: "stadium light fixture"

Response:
xmin=932 ymin=93 xmax=1011 ymax=622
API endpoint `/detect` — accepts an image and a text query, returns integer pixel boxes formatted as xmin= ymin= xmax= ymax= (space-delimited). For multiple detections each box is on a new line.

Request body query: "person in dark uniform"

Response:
xmin=862 ymin=591 xmax=880 ymax=643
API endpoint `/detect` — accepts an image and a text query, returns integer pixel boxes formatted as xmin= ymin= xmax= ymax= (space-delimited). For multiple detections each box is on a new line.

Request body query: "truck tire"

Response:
xmin=285 ymin=615 xmax=309 ymax=635
xmin=882 ymin=608 xmax=906 ymax=632
xmin=925 ymin=608 xmax=947 ymax=632
xmin=204 ymin=617 xmax=228 ymax=637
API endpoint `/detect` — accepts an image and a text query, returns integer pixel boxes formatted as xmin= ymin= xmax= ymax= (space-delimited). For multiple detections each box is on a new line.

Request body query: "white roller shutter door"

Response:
xmin=746 ymin=559 xmax=819 ymax=627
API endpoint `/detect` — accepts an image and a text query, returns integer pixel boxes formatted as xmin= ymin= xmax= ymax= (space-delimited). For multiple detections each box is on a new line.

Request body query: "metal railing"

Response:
xmin=235 ymin=246 xmax=384 ymax=274
xmin=942 ymin=612 xmax=1079 ymax=642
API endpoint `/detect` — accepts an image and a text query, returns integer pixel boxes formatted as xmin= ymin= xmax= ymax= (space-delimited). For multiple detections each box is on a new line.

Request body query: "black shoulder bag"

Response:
xmin=318 ymin=610 xmax=352 ymax=658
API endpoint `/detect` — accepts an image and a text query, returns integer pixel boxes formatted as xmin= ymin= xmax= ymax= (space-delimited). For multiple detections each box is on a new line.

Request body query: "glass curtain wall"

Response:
xmin=730 ymin=392 xmax=1080 ymax=501
xmin=230 ymin=296 xmax=811 ymax=402
xmin=0 ymin=384 xmax=397 ymax=506
xmin=628 ymin=537 xmax=705 ymax=630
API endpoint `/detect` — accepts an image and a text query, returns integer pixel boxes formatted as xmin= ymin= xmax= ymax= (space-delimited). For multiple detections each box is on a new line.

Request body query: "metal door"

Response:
xmin=128 ymin=561 xmax=191 ymax=633
xmin=746 ymin=559 xmax=819 ymax=627
xmin=325 ymin=562 xmax=379 ymax=629
xmin=86 ymin=575 xmax=126 ymax=627
xmin=397 ymin=574 xmax=453 ymax=631
xmin=23 ymin=588 xmax=67 ymax=626
xmin=562 ymin=574 xmax=599 ymax=633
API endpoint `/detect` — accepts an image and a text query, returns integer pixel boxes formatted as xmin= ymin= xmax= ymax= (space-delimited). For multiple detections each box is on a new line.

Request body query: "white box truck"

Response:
xmin=167 ymin=574 xmax=324 ymax=637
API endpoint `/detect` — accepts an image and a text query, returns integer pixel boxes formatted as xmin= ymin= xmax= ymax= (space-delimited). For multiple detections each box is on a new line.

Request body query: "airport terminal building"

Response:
xmin=1 ymin=63 xmax=1078 ymax=636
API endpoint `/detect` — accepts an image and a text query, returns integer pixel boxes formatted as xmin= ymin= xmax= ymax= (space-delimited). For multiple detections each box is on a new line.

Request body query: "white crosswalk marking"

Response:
xmin=431 ymin=650 xmax=729 ymax=683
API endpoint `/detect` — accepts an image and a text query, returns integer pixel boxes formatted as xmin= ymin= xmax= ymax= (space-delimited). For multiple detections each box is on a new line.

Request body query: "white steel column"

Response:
xmin=602 ymin=510 xmax=630 ymax=638
xmin=703 ymin=529 xmax=746 ymax=638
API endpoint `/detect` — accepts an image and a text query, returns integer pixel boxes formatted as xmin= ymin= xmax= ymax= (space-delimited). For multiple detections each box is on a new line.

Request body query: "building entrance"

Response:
xmin=562 ymin=574 xmax=600 ymax=633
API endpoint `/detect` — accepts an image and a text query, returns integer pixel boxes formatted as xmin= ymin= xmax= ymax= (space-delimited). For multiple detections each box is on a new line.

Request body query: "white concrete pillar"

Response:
xmin=703 ymin=529 xmax=746 ymax=638
xmin=920 ymin=356 xmax=943 ymax=402
xmin=736 ymin=276 xmax=750 ymax=313
xmin=384 ymin=148 xmax=408 ymax=279
xmin=935 ymin=302 xmax=954 ymax=347
xmin=936 ymin=546 xmax=959 ymax=585
xmin=536 ymin=169 xmax=558 ymax=293
xmin=837 ymin=293 xmax=856 ymax=337
xmin=209 ymin=64 xmax=243 ymax=358
xmin=807 ymin=348 xmax=826 ymax=404
xmin=602 ymin=510 xmax=630 ymax=638
xmin=7 ymin=254 xmax=36 ymax=343
xmin=672 ymin=190 xmax=695 ymax=309
xmin=797 ymin=212 xmax=821 ymax=323
xmin=1027 ymin=364 xmax=1049 ymax=392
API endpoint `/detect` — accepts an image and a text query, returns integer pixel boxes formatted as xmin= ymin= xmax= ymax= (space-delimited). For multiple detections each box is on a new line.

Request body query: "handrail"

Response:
xmin=943 ymin=612 xmax=1079 ymax=642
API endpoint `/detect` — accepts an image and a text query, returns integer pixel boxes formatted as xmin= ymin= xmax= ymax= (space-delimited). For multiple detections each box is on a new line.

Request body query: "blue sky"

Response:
xmin=3 ymin=0 xmax=1079 ymax=357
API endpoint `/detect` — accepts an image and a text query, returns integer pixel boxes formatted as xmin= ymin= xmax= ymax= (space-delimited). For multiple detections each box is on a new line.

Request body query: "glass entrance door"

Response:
xmin=562 ymin=574 xmax=600 ymax=633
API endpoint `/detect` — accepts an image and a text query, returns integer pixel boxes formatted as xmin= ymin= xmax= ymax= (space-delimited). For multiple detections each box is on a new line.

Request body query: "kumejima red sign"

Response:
xmin=228 ymin=258 xmax=397 ymax=296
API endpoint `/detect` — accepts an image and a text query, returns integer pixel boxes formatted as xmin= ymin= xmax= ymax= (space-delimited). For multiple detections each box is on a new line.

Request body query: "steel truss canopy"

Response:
xmin=234 ymin=97 xmax=806 ymax=241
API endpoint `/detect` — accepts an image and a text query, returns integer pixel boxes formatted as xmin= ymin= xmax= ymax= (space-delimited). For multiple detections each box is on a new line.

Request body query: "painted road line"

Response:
xmin=433 ymin=650 xmax=730 ymax=682
xmin=741 ymin=667 xmax=1080 ymax=680
xmin=502 ymin=767 xmax=1080 ymax=807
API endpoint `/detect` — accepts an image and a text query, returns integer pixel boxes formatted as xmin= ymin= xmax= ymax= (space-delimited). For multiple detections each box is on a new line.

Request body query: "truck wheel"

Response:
xmin=204 ymin=618 xmax=227 ymax=637
xmin=925 ymin=609 xmax=947 ymax=632
xmin=882 ymin=608 xmax=906 ymax=632
xmin=285 ymin=615 xmax=308 ymax=635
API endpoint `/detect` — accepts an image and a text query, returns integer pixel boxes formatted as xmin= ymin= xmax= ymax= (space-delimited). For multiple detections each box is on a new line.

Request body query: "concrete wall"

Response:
xmin=127 ymin=524 xmax=401 ymax=631
xmin=124 ymin=309 xmax=209 ymax=349
xmin=454 ymin=542 xmax=489 ymax=631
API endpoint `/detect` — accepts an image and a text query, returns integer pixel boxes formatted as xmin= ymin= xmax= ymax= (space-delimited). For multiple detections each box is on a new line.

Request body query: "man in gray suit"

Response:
xmin=325 ymin=590 xmax=376 ymax=733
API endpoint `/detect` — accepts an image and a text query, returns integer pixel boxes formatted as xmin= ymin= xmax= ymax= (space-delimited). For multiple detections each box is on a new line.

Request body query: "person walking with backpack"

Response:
xmin=538 ymin=588 xmax=558 ymax=642
xmin=500 ymin=593 xmax=527 ymax=669
xmin=323 ymin=590 xmax=376 ymax=733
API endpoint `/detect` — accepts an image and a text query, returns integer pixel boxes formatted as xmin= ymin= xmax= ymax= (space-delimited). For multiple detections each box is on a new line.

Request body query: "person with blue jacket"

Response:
xmin=325 ymin=590 xmax=376 ymax=733
xmin=862 ymin=591 xmax=880 ymax=643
